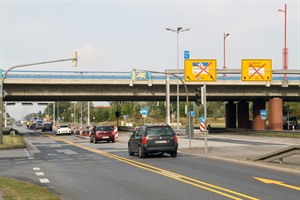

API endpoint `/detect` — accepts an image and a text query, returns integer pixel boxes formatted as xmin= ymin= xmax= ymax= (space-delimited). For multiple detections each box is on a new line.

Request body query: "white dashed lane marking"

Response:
xmin=39 ymin=178 xmax=50 ymax=183
xmin=33 ymin=167 xmax=50 ymax=184
xmin=36 ymin=172 xmax=45 ymax=176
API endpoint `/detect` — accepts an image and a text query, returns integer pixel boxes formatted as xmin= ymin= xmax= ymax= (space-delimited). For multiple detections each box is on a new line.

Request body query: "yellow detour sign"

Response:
xmin=184 ymin=59 xmax=217 ymax=82
xmin=242 ymin=59 xmax=272 ymax=81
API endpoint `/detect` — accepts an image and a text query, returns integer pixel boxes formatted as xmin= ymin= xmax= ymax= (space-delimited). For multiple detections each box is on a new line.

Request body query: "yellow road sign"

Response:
xmin=184 ymin=59 xmax=217 ymax=82
xmin=242 ymin=59 xmax=272 ymax=81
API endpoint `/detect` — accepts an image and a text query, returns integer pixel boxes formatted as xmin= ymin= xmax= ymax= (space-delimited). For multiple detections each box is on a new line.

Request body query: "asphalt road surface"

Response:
xmin=0 ymin=128 xmax=299 ymax=200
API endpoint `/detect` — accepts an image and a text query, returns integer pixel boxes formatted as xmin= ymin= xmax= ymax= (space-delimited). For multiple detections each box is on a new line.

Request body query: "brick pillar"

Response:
xmin=253 ymin=99 xmax=266 ymax=130
xmin=269 ymin=98 xmax=283 ymax=130
xmin=226 ymin=101 xmax=236 ymax=128
xmin=238 ymin=101 xmax=249 ymax=128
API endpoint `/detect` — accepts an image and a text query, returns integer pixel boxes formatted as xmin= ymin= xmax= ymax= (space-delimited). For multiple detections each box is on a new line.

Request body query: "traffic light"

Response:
xmin=195 ymin=88 xmax=201 ymax=106
xmin=116 ymin=111 xmax=120 ymax=118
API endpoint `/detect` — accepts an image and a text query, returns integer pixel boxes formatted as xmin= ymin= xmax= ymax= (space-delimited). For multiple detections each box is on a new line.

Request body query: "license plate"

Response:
xmin=155 ymin=140 xmax=167 ymax=144
xmin=102 ymin=136 xmax=109 ymax=139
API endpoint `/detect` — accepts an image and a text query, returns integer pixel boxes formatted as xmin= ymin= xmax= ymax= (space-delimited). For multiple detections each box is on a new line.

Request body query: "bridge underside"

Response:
xmin=3 ymin=83 xmax=300 ymax=102
xmin=3 ymin=80 xmax=299 ymax=131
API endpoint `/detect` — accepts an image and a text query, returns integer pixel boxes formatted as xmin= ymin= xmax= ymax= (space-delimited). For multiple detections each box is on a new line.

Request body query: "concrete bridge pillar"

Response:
xmin=269 ymin=98 xmax=283 ymax=130
xmin=226 ymin=101 xmax=236 ymax=128
xmin=253 ymin=99 xmax=266 ymax=130
xmin=238 ymin=101 xmax=249 ymax=128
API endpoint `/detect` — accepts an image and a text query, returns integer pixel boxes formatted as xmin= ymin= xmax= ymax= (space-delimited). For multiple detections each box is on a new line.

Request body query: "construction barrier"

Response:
xmin=80 ymin=126 xmax=83 ymax=135
xmin=74 ymin=127 xmax=77 ymax=135
xmin=114 ymin=126 xmax=118 ymax=140
xmin=200 ymin=122 xmax=205 ymax=132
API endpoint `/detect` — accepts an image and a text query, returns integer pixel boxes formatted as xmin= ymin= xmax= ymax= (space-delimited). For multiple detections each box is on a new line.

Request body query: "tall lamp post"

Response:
xmin=166 ymin=27 xmax=190 ymax=129
xmin=278 ymin=4 xmax=288 ymax=81
xmin=223 ymin=33 xmax=230 ymax=78
xmin=0 ymin=51 xmax=77 ymax=144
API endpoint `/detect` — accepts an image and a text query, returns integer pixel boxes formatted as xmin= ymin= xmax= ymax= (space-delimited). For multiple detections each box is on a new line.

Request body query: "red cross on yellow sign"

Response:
xmin=184 ymin=59 xmax=217 ymax=82
xmin=242 ymin=59 xmax=272 ymax=81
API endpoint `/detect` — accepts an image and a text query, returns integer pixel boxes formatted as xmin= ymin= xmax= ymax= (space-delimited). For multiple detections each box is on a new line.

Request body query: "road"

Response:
xmin=1 ymin=127 xmax=299 ymax=200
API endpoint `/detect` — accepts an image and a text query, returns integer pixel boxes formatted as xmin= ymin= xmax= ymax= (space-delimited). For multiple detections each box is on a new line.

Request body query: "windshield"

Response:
xmin=96 ymin=126 xmax=113 ymax=131
xmin=146 ymin=126 xmax=174 ymax=136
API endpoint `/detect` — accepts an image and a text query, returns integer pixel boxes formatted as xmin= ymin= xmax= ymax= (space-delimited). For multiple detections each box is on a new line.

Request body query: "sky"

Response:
xmin=0 ymin=0 xmax=299 ymax=120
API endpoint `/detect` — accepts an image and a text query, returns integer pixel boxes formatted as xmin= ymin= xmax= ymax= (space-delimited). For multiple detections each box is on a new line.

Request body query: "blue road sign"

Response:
xmin=260 ymin=110 xmax=267 ymax=120
xmin=260 ymin=110 xmax=267 ymax=117
xmin=189 ymin=111 xmax=195 ymax=117
xmin=184 ymin=51 xmax=190 ymax=59
xmin=140 ymin=108 xmax=148 ymax=115
xmin=200 ymin=116 xmax=205 ymax=123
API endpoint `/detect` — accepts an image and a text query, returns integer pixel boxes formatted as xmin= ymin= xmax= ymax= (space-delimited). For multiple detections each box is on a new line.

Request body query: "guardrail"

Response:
xmin=253 ymin=145 xmax=300 ymax=164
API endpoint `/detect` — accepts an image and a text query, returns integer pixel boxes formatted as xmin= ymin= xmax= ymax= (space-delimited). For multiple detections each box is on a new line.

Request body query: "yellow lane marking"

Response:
xmin=47 ymin=134 xmax=259 ymax=200
xmin=254 ymin=177 xmax=300 ymax=191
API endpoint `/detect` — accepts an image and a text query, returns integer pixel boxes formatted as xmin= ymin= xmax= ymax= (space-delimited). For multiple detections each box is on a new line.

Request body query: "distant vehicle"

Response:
xmin=15 ymin=121 xmax=22 ymax=126
xmin=29 ymin=123 xmax=37 ymax=130
xmin=283 ymin=116 xmax=298 ymax=129
xmin=42 ymin=122 xmax=53 ymax=132
xmin=36 ymin=120 xmax=44 ymax=130
xmin=128 ymin=124 xmax=178 ymax=158
xmin=90 ymin=126 xmax=115 ymax=143
xmin=56 ymin=124 xmax=71 ymax=135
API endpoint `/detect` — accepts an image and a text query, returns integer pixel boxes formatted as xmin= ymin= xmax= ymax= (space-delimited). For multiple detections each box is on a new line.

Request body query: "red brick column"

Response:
xmin=253 ymin=99 xmax=266 ymax=130
xmin=269 ymin=98 xmax=283 ymax=130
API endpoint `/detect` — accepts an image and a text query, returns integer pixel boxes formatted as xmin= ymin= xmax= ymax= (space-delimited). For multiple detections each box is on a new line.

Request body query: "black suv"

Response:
xmin=128 ymin=125 xmax=178 ymax=158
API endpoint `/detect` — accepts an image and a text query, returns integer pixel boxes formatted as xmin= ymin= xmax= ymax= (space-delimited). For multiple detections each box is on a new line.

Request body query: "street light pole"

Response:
xmin=223 ymin=33 xmax=230 ymax=78
xmin=166 ymin=27 xmax=190 ymax=129
xmin=0 ymin=52 xmax=77 ymax=144
xmin=278 ymin=4 xmax=288 ymax=81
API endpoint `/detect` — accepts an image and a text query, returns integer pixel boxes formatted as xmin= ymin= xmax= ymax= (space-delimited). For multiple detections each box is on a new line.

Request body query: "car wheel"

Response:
xmin=90 ymin=138 xmax=93 ymax=143
xmin=111 ymin=139 xmax=115 ymax=143
xmin=128 ymin=146 xmax=134 ymax=156
xmin=93 ymin=137 xmax=97 ymax=144
xmin=170 ymin=151 xmax=177 ymax=158
xmin=138 ymin=146 xmax=145 ymax=158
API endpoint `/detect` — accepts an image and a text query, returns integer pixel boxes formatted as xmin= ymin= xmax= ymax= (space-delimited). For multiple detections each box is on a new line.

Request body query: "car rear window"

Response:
xmin=60 ymin=125 xmax=69 ymax=128
xmin=146 ymin=127 xmax=174 ymax=136
xmin=96 ymin=126 xmax=113 ymax=131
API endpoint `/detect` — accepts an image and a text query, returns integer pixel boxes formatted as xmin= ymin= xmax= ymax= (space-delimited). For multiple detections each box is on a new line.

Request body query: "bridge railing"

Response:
xmin=2 ymin=70 xmax=299 ymax=81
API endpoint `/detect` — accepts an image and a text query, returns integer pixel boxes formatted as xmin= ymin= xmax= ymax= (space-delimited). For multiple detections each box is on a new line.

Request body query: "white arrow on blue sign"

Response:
xmin=200 ymin=116 xmax=205 ymax=123
xmin=184 ymin=51 xmax=190 ymax=59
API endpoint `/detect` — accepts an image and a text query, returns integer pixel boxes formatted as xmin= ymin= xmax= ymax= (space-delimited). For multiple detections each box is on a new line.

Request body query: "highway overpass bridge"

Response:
xmin=2 ymin=69 xmax=300 ymax=131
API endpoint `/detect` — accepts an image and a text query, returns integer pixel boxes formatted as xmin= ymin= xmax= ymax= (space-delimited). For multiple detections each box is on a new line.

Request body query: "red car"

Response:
xmin=90 ymin=126 xmax=115 ymax=143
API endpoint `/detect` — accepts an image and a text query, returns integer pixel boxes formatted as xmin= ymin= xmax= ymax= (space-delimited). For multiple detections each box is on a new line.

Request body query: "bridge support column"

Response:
xmin=238 ymin=101 xmax=249 ymax=128
xmin=253 ymin=99 xmax=266 ymax=130
xmin=269 ymin=98 xmax=283 ymax=130
xmin=225 ymin=101 xmax=236 ymax=128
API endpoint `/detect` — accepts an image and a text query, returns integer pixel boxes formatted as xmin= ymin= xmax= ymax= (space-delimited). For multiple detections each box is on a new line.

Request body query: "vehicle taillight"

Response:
xmin=142 ymin=136 xmax=147 ymax=145
xmin=173 ymin=135 xmax=178 ymax=143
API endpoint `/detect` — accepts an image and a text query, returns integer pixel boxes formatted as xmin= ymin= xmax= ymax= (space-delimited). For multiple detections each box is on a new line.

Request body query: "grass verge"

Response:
xmin=0 ymin=135 xmax=26 ymax=150
xmin=0 ymin=177 xmax=60 ymax=200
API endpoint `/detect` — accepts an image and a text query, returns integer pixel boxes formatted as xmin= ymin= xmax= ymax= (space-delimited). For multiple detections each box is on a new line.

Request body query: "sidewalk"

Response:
xmin=178 ymin=134 xmax=300 ymax=174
